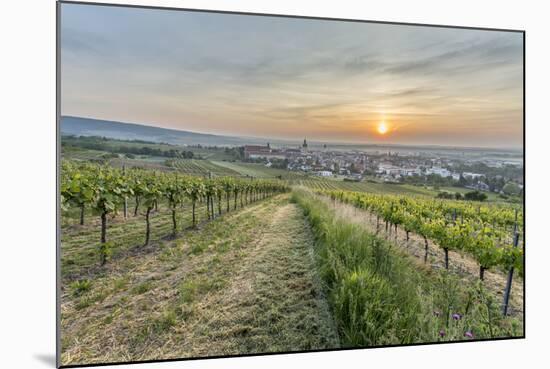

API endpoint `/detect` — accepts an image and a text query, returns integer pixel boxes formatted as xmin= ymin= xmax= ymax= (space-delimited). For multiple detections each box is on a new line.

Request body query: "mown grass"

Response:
xmin=60 ymin=194 xmax=339 ymax=366
xmin=291 ymin=188 xmax=522 ymax=347
xmin=61 ymin=197 xmax=238 ymax=280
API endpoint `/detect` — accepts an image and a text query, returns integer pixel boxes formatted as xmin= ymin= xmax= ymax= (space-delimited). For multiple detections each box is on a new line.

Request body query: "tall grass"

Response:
xmin=291 ymin=188 xmax=522 ymax=347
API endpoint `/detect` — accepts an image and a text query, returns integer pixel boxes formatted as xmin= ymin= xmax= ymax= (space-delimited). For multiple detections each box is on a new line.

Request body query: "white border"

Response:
xmin=1 ymin=1 xmax=548 ymax=368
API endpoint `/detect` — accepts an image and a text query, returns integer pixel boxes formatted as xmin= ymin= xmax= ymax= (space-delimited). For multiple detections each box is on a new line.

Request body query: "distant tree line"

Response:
xmin=437 ymin=190 xmax=488 ymax=202
xmin=452 ymin=162 xmax=523 ymax=182
xmin=224 ymin=146 xmax=245 ymax=160
xmin=62 ymin=136 xmax=194 ymax=159
xmin=403 ymin=173 xmax=455 ymax=187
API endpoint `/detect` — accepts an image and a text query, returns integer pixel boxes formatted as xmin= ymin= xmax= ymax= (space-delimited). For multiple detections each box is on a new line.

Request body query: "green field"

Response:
xmin=184 ymin=147 xmax=236 ymax=161
xmin=62 ymin=135 xmax=180 ymax=152
xmin=169 ymin=159 xmax=242 ymax=177
xmin=212 ymin=161 xmax=309 ymax=179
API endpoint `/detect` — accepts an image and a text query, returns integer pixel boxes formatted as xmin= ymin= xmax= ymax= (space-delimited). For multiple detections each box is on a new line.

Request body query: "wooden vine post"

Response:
xmin=502 ymin=209 xmax=519 ymax=316
xmin=443 ymin=209 xmax=457 ymax=270
xmin=123 ymin=164 xmax=127 ymax=219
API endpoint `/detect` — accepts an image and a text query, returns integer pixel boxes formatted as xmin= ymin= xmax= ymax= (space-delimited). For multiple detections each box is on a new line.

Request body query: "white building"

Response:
xmin=426 ymin=167 xmax=451 ymax=177
xmin=316 ymin=170 xmax=333 ymax=177
xmin=401 ymin=167 xmax=422 ymax=176
xmin=462 ymin=172 xmax=484 ymax=179
xmin=378 ymin=163 xmax=401 ymax=176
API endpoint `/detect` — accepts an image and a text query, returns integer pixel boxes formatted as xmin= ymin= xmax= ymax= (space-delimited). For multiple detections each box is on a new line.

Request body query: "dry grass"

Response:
xmin=60 ymin=195 xmax=338 ymax=366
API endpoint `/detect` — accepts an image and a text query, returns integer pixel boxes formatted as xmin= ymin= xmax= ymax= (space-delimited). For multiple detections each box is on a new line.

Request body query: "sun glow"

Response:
xmin=377 ymin=121 xmax=388 ymax=135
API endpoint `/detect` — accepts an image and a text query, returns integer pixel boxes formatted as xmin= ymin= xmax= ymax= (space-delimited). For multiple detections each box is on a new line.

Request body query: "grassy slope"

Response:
xmin=61 ymin=195 xmax=339 ymax=366
xmin=291 ymin=188 xmax=522 ymax=347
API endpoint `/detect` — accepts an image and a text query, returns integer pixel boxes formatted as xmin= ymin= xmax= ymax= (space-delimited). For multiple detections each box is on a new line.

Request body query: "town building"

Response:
xmin=426 ymin=167 xmax=451 ymax=177
xmin=316 ymin=170 xmax=333 ymax=177
xmin=243 ymin=145 xmax=286 ymax=160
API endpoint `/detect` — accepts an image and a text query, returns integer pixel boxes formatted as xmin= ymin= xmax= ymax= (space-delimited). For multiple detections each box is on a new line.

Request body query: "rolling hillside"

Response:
xmin=60 ymin=116 xmax=263 ymax=146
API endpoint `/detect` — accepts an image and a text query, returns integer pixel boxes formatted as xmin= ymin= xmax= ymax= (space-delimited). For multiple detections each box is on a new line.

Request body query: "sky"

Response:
xmin=60 ymin=3 xmax=524 ymax=149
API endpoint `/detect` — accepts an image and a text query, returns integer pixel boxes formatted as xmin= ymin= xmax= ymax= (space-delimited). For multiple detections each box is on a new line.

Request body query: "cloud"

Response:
xmin=60 ymin=2 xmax=523 ymax=148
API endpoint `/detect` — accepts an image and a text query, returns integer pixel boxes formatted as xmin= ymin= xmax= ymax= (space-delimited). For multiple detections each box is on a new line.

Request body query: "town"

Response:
xmin=242 ymin=139 xmax=524 ymax=196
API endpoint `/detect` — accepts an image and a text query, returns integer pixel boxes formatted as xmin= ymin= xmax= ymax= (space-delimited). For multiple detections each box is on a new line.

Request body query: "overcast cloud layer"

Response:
xmin=61 ymin=3 xmax=523 ymax=148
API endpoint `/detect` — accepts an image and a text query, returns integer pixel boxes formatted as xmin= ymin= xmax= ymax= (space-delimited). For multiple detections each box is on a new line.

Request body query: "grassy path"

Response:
xmin=61 ymin=195 xmax=338 ymax=366
xmin=179 ymin=201 xmax=340 ymax=357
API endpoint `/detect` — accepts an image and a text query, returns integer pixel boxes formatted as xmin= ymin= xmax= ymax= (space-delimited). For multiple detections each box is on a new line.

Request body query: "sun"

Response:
xmin=377 ymin=121 xmax=389 ymax=135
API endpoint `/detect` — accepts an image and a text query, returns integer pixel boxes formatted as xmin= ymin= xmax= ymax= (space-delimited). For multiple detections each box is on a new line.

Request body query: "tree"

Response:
xmin=458 ymin=174 xmax=468 ymax=187
xmin=464 ymin=191 xmax=487 ymax=202
xmin=502 ymin=182 xmax=521 ymax=196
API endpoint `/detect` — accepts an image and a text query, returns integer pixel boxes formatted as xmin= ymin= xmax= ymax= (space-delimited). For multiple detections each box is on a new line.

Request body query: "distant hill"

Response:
xmin=60 ymin=116 xmax=263 ymax=146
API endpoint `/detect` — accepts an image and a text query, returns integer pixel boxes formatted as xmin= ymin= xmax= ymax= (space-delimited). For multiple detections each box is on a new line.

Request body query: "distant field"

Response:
xmin=62 ymin=135 xmax=236 ymax=162
xmin=293 ymin=178 xmax=437 ymax=197
xmin=186 ymin=148 xmax=235 ymax=161
xmin=61 ymin=146 xmax=112 ymax=161
xmin=212 ymin=161 xmax=309 ymax=179
xmin=62 ymin=135 xmax=178 ymax=151
xmin=170 ymin=159 xmax=241 ymax=177
xmin=62 ymin=146 xmax=167 ymax=164
xmin=213 ymin=161 xmax=447 ymax=197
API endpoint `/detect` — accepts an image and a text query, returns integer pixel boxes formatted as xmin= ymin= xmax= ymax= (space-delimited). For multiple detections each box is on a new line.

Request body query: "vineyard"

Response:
xmin=61 ymin=160 xmax=289 ymax=271
xmin=59 ymin=160 xmax=523 ymax=365
xmin=291 ymin=178 xmax=436 ymax=196
xmin=320 ymin=189 xmax=524 ymax=315
xmin=167 ymin=159 xmax=242 ymax=177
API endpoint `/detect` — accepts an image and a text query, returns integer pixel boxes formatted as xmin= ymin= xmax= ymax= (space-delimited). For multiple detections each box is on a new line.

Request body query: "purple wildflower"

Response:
xmin=452 ymin=313 xmax=462 ymax=321
xmin=439 ymin=330 xmax=446 ymax=337
xmin=464 ymin=331 xmax=474 ymax=339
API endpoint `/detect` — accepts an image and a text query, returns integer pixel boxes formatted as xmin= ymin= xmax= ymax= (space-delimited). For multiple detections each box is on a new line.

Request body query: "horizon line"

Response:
xmin=60 ymin=115 xmax=523 ymax=152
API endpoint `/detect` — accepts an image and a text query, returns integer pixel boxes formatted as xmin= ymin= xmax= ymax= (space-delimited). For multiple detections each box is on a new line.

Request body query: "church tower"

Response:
xmin=302 ymin=138 xmax=308 ymax=153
